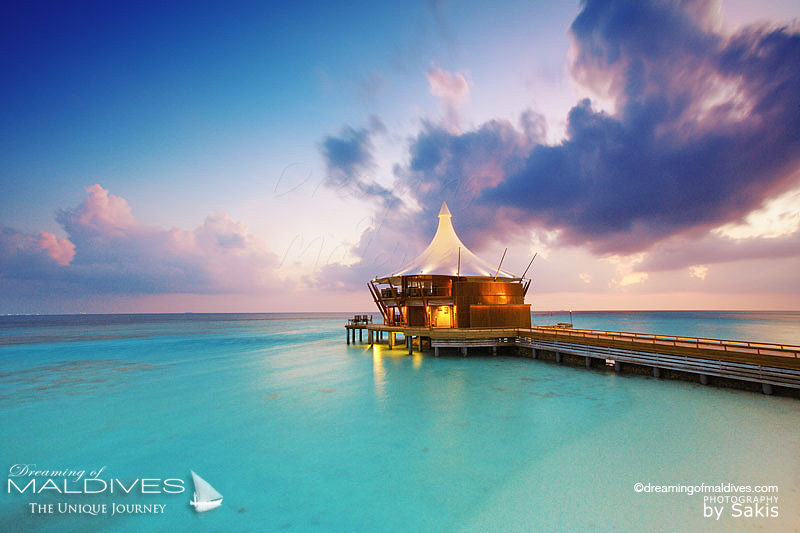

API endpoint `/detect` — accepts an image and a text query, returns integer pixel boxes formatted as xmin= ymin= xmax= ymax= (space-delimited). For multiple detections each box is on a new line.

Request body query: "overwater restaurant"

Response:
xmin=369 ymin=202 xmax=532 ymax=329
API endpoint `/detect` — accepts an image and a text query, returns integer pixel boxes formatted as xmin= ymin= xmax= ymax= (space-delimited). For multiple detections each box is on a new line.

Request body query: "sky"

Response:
xmin=1 ymin=0 xmax=799 ymax=314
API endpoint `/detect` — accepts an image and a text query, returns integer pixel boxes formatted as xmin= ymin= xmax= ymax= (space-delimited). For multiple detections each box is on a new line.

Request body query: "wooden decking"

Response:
xmin=516 ymin=327 xmax=799 ymax=392
xmin=527 ymin=326 xmax=800 ymax=361
xmin=344 ymin=322 xmax=800 ymax=393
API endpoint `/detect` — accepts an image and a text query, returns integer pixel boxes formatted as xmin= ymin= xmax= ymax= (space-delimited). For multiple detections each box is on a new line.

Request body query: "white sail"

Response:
xmin=191 ymin=471 xmax=223 ymax=502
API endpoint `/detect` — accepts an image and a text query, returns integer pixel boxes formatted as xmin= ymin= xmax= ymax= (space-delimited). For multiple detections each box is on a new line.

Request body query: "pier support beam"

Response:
xmin=342 ymin=324 xmax=799 ymax=395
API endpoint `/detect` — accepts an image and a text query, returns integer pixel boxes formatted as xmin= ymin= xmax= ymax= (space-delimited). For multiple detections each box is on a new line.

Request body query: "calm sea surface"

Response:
xmin=1 ymin=312 xmax=798 ymax=531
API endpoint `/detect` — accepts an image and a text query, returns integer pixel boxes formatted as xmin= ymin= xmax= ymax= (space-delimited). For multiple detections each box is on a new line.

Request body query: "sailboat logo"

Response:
xmin=189 ymin=470 xmax=223 ymax=512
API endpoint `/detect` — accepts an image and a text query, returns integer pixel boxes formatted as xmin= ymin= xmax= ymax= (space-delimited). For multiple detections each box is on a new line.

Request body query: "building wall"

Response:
xmin=469 ymin=305 xmax=532 ymax=328
xmin=407 ymin=306 xmax=426 ymax=327
xmin=453 ymin=280 xmax=526 ymax=328
xmin=375 ymin=277 xmax=530 ymax=328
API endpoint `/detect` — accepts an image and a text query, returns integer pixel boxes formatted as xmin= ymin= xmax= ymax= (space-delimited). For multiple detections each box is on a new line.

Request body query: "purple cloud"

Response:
xmin=320 ymin=117 xmax=398 ymax=206
xmin=397 ymin=115 xmax=545 ymax=242
xmin=390 ymin=0 xmax=800 ymax=256
xmin=427 ymin=68 xmax=470 ymax=129
xmin=38 ymin=232 xmax=75 ymax=266
xmin=639 ymin=231 xmax=800 ymax=272
xmin=0 ymin=226 xmax=74 ymax=279
xmin=1 ymin=185 xmax=280 ymax=296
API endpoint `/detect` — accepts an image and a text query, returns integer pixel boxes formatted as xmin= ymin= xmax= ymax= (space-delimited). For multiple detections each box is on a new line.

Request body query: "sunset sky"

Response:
xmin=1 ymin=0 xmax=799 ymax=313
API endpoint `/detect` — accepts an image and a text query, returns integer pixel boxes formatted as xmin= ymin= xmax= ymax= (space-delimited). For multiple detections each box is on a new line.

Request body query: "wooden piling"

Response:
xmin=344 ymin=323 xmax=800 ymax=396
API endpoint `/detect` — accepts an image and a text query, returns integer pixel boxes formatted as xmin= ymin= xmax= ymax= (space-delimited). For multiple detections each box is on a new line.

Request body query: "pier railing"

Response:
xmin=525 ymin=326 xmax=800 ymax=359
xmin=356 ymin=323 xmax=799 ymax=358
xmin=380 ymin=287 xmax=453 ymax=298
xmin=348 ymin=321 xmax=800 ymax=389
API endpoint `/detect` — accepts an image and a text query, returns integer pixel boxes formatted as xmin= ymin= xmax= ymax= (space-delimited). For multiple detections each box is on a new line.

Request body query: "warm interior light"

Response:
xmin=430 ymin=305 xmax=452 ymax=328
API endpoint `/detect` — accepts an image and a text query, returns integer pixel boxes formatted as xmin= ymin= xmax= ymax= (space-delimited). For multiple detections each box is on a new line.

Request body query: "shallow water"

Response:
xmin=0 ymin=313 xmax=798 ymax=531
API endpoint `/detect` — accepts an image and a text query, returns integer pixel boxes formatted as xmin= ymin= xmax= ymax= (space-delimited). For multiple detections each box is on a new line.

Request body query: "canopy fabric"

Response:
xmin=388 ymin=202 xmax=515 ymax=278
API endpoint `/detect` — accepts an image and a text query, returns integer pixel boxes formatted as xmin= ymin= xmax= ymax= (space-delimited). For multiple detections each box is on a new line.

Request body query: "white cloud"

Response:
xmin=617 ymin=272 xmax=649 ymax=287
xmin=688 ymin=264 xmax=709 ymax=280
xmin=712 ymin=186 xmax=800 ymax=240
xmin=606 ymin=253 xmax=649 ymax=288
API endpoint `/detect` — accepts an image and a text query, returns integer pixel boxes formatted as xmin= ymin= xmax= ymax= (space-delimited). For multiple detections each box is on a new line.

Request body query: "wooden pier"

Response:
xmin=345 ymin=322 xmax=800 ymax=395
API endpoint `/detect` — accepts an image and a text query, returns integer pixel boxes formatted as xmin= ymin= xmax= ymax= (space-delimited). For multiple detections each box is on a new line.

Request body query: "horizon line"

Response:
xmin=2 ymin=309 xmax=799 ymax=317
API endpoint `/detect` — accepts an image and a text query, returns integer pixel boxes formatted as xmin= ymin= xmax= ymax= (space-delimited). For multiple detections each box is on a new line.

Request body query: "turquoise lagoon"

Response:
xmin=0 ymin=312 xmax=798 ymax=531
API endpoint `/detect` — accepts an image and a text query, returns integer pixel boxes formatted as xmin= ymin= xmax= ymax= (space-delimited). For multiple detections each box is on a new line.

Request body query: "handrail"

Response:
xmin=524 ymin=326 xmax=800 ymax=357
xmin=347 ymin=315 xmax=374 ymax=326
xmin=379 ymin=287 xmax=452 ymax=298
xmin=354 ymin=321 xmax=800 ymax=358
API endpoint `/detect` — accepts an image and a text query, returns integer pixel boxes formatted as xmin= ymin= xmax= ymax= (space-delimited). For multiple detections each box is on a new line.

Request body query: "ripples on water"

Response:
xmin=0 ymin=312 xmax=797 ymax=531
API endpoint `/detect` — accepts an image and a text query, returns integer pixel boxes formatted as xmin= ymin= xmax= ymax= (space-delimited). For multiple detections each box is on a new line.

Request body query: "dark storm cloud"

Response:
xmin=403 ymin=0 xmax=800 ymax=254
xmin=322 ymin=126 xmax=372 ymax=178
xmin=320 ymin=117 xmax=398 ymax=206
xmin=398 ymin=115 xmax=543 ymax=241
xmin=313 ymin=0 xmax=800 ymax=294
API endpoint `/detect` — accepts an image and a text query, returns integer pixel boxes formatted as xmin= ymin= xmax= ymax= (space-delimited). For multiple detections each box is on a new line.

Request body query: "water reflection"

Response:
xmin=372 ymin=348 xmax=386 ymax=400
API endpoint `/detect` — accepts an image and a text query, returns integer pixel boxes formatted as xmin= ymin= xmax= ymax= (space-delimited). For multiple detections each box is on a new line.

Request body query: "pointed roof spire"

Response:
xmin=384 ymin=201 xmax=515 ymax=278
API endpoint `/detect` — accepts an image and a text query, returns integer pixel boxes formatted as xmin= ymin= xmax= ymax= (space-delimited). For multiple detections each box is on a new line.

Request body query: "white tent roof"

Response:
xmin=387 ymin=202 xmax=515 ymax=278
